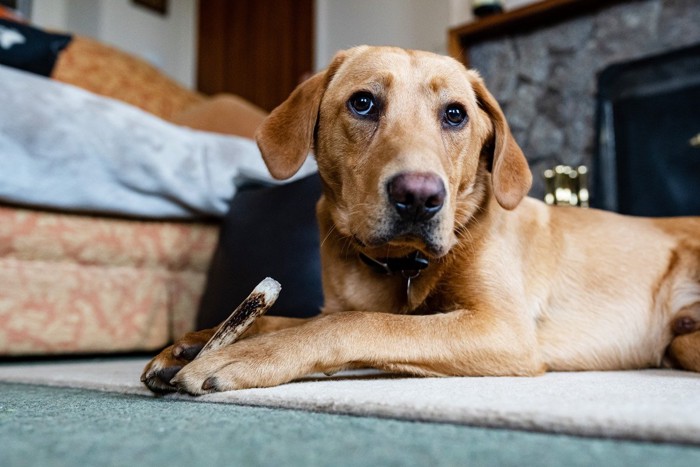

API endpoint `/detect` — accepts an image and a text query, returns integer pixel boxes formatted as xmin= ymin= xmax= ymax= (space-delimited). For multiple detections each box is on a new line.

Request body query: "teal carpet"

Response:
xmin=1 ymin=383 xmax=699 ymax=467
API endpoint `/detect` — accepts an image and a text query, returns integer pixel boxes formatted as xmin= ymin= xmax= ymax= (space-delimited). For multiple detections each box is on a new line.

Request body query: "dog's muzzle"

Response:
xmin=360 ymin=171 xmax=448 ymax=255
xmin=387 ymin=172 xmax=446 ymax=222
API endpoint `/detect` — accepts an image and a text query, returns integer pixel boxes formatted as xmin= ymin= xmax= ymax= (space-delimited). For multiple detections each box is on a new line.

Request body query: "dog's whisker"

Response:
xmin=320 ymin=223 xmax=338 ymax=249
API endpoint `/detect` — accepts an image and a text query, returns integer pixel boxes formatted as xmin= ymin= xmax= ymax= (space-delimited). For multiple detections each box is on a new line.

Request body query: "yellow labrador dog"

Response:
xmin=142 ymin=46 xmax=700 ymax=395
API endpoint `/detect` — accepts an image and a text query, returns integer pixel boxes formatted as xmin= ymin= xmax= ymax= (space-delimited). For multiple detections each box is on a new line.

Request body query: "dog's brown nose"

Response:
xmin=388 ymin=172 xmax=446 ymax=222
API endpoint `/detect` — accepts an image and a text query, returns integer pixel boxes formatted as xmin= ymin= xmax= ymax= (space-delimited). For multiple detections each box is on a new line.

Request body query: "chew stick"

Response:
xmin=196 ymin=277 xmax=281 ymax=359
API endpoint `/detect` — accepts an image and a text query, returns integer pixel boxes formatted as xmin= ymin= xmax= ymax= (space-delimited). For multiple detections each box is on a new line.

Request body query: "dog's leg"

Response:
xmin=141 ymin=316 xmax=306 ymax=393
xmin=171 ymin=310 xmax=542 ymax=395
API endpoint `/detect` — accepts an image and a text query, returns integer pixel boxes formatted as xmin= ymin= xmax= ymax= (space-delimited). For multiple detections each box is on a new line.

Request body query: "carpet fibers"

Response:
xmin=1 ymin=357 xmax=699 ymax=447
xmin=4 ymin=382 xmax=700 ymax=467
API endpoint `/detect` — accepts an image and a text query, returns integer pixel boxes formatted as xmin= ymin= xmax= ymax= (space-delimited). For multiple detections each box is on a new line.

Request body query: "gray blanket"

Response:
xmin=0 ymin=65 xmax=316 ymax=218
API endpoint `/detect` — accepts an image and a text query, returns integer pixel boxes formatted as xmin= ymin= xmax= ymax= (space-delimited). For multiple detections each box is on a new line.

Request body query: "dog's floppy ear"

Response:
xmin=256 ymin=53 xmax=346 ymax=180
xmin=469 ymin=73 xmax=532 ymax=210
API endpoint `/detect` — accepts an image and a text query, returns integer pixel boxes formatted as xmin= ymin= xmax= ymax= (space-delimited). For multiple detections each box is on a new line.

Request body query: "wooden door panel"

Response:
xmin=198 ymin=0 xmax=313 ymax=112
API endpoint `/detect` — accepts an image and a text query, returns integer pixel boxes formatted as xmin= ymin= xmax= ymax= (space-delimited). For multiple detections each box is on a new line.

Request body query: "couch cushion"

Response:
xmin=52 ymin=35 xmax=201 ymax=120
xmin=0 ymin=206 xmax=218 ymax=271
xmin=0 ymin=258 xmax=171 ymax=355
xmin=197 ymin=174 xmax=323 ymax=328
xmin=0 ymin=205 xmax=220 ymax=355
xmin=171 ymin=94 xmax=268 ymax=140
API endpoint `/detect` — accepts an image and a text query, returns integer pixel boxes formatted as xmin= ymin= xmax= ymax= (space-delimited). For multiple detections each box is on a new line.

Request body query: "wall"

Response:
xmin=315 ymin=0 xmax=450 ymax=69
xmin=31 ymin=0 xmax=197 ymax=88
xmin=315 ymin=0 xmax=538 ymax=69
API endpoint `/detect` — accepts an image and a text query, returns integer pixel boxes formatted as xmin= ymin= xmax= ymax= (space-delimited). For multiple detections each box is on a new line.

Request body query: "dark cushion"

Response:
xmin=196 ymin=174 xmax=323 ymax=329
xmin=0 ymin=19 xmax=72 ymax=76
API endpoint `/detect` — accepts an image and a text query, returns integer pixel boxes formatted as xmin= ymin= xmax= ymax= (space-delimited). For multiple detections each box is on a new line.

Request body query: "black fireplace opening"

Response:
xmin=594 ymin=43 xmax=700 ymax=217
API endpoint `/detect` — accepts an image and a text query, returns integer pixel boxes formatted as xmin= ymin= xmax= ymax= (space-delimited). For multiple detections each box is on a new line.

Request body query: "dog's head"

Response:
xmin=257 ymin=46 xmax=531 ymax=258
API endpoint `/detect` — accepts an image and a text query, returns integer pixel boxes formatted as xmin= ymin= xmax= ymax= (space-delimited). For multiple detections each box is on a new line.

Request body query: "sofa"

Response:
xmin=0 ymin=22 xmax=313 ymax=356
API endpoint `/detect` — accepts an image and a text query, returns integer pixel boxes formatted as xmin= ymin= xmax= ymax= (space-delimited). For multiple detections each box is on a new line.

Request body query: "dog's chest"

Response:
xmin=338 ymin=269 xmax=417 ymax=313
xmin=324 ymin=258 xmax=461 ymax=315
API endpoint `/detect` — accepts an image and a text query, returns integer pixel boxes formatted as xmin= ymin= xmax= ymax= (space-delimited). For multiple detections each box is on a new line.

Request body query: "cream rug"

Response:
xmin=1 ymin=358 xmax=699 ymax=444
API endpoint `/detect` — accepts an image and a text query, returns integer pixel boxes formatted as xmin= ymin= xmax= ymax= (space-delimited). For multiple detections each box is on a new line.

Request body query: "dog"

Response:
xmin=142 ymin=46 xmax=700 ymax=395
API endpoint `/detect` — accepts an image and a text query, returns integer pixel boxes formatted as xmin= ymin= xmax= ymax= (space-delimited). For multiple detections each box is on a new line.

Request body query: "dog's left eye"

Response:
xmin=443 ymin=104 xmax=467 ymax=127
xmin=348 ymin=92 xmax=378 ymax=118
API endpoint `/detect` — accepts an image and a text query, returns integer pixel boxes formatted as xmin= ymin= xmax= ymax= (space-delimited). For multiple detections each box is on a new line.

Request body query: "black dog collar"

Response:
xmin=359 ymin=251 xmax=429 ymax=278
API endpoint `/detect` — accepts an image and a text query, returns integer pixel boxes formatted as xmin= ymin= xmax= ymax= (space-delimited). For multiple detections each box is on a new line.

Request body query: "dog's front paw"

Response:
xmin=171 ymin=333 xmax=313 ymax=395
xmin=141 ymin=328 xmax=216 ymax=394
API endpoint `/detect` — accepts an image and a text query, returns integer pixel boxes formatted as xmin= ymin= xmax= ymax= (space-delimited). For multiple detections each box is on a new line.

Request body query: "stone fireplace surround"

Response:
xmin=449 ymin=0 xmax=700 ymax=201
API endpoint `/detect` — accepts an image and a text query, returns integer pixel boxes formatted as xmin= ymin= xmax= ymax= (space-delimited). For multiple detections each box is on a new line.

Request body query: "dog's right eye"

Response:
xmin=348 ymin=92 xmax=378 ymax=118
xmin=443 ymin=104 xmax=467 ymax=128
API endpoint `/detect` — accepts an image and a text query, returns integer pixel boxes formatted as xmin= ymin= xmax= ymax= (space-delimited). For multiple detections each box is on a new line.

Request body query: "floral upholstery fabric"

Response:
xmin=0 ymin=206 xmax=218 ymax=355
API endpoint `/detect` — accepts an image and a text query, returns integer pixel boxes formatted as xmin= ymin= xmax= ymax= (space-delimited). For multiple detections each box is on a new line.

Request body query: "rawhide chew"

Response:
xmin=196 ymin=277 xmax=281 ymax=358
